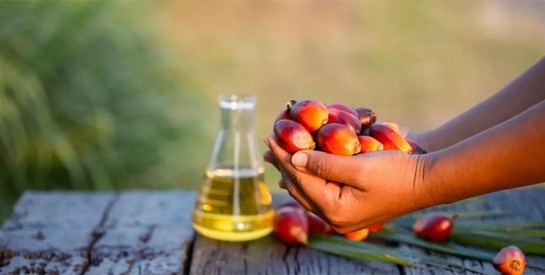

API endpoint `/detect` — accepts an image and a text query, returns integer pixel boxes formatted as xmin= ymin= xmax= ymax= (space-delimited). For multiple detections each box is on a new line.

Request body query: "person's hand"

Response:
xmin=264 ymin=135 xmax=435 ymax=233
xmin=397 ymin=126 xmax=431 ymax=152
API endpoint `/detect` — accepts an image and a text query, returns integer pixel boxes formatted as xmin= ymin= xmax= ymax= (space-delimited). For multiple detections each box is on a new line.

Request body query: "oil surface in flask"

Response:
xmin=193 ymin=166 xmax=274 ymax=241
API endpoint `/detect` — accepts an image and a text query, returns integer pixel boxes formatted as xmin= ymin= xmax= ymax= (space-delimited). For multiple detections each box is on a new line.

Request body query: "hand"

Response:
xmin=398 ymin=126 xmax=431 ymax=152
xmin=264 ymin=135 xmax=434 ymax=233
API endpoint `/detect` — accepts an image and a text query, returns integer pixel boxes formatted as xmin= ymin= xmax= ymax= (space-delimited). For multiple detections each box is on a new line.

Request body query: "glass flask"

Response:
xmin=192 ymin=94 xmax=274 ymax=241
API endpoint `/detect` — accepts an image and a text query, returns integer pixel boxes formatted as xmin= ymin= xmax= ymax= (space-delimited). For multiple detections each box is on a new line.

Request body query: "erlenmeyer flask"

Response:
xmin=192 ymin=94 xmax=274 ymax=241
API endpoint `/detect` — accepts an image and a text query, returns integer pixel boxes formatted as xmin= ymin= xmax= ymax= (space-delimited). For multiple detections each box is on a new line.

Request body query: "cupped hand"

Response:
xmin=264 ymin=135 xmax=435 ymax=233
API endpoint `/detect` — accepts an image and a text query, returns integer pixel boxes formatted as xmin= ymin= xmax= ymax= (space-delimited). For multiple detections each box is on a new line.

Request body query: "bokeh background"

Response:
xmin=1 ymin=1 xmax=544 ymax=222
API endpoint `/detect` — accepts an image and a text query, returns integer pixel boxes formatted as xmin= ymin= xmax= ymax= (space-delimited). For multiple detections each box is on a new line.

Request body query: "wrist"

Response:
xmin=422 ymin=149 xmax=471 ymax=206
xmin=412 ymin=151 xmax=452 ymax=209
xmin=417 ymin=129 xmax=443 ymax=152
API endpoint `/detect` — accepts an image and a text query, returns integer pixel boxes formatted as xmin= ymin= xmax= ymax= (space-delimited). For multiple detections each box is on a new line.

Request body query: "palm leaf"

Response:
xmin=309 ymin=234 xmax=415 ymax=266
xmin=373 ymin=227 xmax=545 ymax=270
xmin=372 ymin=228 xmax=494 ymax=262
xmin=309 ymin=234 xmax=483 ymax=272
xmin=392 ymin=210 xmax=515 ymax=229
xmin=449 ymin=230 xmax=545 ymax=256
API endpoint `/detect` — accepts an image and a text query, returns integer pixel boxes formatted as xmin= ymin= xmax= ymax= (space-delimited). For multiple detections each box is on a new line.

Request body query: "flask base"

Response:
xmin=192 ymin=210 xmax=275 ymax=242
xmin=193 ymin=223 xmax=273 ymax=242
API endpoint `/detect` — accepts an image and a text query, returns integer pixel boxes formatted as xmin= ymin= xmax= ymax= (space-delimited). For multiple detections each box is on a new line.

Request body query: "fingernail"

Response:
xmin=292 ymin=152 xmax=308 ymax=167
xmin=263 ymin=138 xmax=271 ymax=147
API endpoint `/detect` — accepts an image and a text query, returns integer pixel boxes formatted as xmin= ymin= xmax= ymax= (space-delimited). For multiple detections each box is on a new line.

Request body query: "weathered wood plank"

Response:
xmin=85 ymin=190 xmax=196 ymax=275
xmin=0 ymin=191 xmax=114 ymax=274
xmin=189 ymin=194 xmax=399 ymax=274
xmin=190 ymin=233 xmax=398 ymax=275
xmin=0 ymin=190 xmax=196 ymax=275
xmin=190 ymin=188 xmax=545 ymax=274
xmin=2 ymin=188 xmax=544 ymax=274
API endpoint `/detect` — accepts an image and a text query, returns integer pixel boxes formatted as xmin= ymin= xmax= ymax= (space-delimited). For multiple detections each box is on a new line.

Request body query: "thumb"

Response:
xmin=291 ymin=150 xmax=364 ymax=184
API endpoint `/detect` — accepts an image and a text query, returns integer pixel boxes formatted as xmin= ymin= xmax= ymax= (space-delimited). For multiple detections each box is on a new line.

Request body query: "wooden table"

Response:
xmin=1 ymin=188 xmax=544 ymax=274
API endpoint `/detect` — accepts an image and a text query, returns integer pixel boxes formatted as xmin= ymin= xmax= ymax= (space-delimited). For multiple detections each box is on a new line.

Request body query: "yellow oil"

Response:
xmin=192 ymin=167 xmax=274 ymax=241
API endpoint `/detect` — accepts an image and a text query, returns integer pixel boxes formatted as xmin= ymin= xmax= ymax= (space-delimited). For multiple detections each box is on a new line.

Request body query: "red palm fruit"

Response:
xmin=368 ymin=224 xmax=384 ymax=232
xmin=380 ymin=122 xmax=399 ymax=132
xmin=412 ymin=212 xmax=454 ymax=241
xmin=317 ymin=123 xmax=361 ymax=156
xmin=344 ymin=228 xmax=369 ymax=241
xmin=275 ymin=99 xmax=297 ymax=122
xmin=353 ymin=107 xmax=377 ymax=129
xmin=278 ymin=201 xmax=305 ymax=213
xmin=327 ymin=109 xmax=362 ymax=135
xmin=274 ymin=206 xmax=309 ymax=245
xmin=290 ymin=100 xmax=329 ymax=132
xmin=326 ymin=103 xmax=359 ymax=118
xmin=307 ymin=212 xmax=334 ymax=235
xmin=274 ymin=120 xmax=316 ymax=153
xmin=492 ymin=245 xmax=526 ymax=275
xmin=406 ymin=139 xmax=428 ymax=155
xmin=357 ymin=136 xmax=383 ymax=153
xmin=369 ymin=124 xmax=412 ymax=154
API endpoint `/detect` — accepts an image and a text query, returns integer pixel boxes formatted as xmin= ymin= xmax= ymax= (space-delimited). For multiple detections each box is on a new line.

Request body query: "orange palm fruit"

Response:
xmin=357 ymin=136 xmax=383 ymax=153
xmin=368 ymin=224 xmax=384 ymax=232
xmin=492 ymin=246 xmax=526 ymax=275
xmin=274 ymin=120 xmax=316 ymax=153
xmin=344 ymin=228 xmax=370 ymax=241
xmin=274 ymin=206 xmax=309 ymax=245
xmin=326 ymin=103 xmax=359 ymax=118
xmin=406 ymin=138 xmax=428 ymax=155
xmin=307 ymin=212 xmax=334 ymax=235
xmin=369 ymin=124 xmax=412 ymax=154
xmin=317 ymin=123 xmax=361 ymax=156
xmin=412 ymin=212 xmax=454 ymax=241
xmin=275 ymin=99 xmax=297 ymax=122
xmin=327 ymin=108 xmax=362 ymax=135
xmin=380 ymin=122 xmax=399 ymax=132
xmin=290 ymin=100 xmax=329 ymax=132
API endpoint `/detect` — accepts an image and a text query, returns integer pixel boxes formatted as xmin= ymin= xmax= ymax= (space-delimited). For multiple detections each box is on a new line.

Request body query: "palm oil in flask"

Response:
xmin=192 ymin=94 xmax=274 ymax=241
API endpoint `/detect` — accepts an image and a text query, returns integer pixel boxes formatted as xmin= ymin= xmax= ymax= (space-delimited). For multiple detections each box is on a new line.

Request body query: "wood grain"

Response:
xmin=0 ymin=190 xmax=196 ymax=275
xmin=1 ymin=188 xmax=544 ymax=274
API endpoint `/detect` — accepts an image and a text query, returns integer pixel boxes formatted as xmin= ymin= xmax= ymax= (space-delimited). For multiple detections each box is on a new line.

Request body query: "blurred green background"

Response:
xmin=1 ymin=1 xmax=544 ymax=222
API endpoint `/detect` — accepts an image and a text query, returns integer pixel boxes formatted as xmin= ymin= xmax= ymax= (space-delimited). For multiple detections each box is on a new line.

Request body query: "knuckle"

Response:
xmin=327 ymin=215 xmax=347 ymax=228
xmin=278 ymin=178 xmax=287 ymax=189
xmin=285 ymin=182 xmax=298 ymax=198
xmin=322 ymin=208 xmax=351 ymax=229
xmin=313 ymin=157 xmax=332 ymax=178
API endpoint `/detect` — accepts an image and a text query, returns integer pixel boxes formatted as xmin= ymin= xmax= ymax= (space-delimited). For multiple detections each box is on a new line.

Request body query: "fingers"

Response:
xmin=266 ymin=136 xmax=338 ymax=215
xmin=265 ymin=136 xmax=294 ymax=175
xmin=263 ymin=149 xmax=280 ymax=171
xmin=281 ymin=178 xmax=321 ymax=214
xmin=291 ymin=150 xmax=368 ymax=186
xmin=265 ymin=136 xmax=317 ymax=210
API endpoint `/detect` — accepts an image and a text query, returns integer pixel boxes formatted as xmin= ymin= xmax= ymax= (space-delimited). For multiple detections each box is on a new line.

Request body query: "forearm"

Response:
xmin=425 ymin=98 xmax=545 ymax=205
xmin=422 ymin=56 xmax=545 ymax=151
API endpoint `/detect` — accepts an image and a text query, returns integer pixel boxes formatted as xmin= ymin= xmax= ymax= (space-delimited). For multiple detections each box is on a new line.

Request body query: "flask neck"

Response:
xmin=209 ymin=94 xmax=262 ymax=172
xmin=221 ymin=107 xmax=255 ymax=132
xmin=219 ymin=94 xmax=256 ymax=132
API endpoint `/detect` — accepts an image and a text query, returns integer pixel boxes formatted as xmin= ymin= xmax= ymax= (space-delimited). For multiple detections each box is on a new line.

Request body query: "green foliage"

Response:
xmin=311 ymin=209 xmax=545 ymax=272
xmin=0 ymin=1 xmax=213 ymax=222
